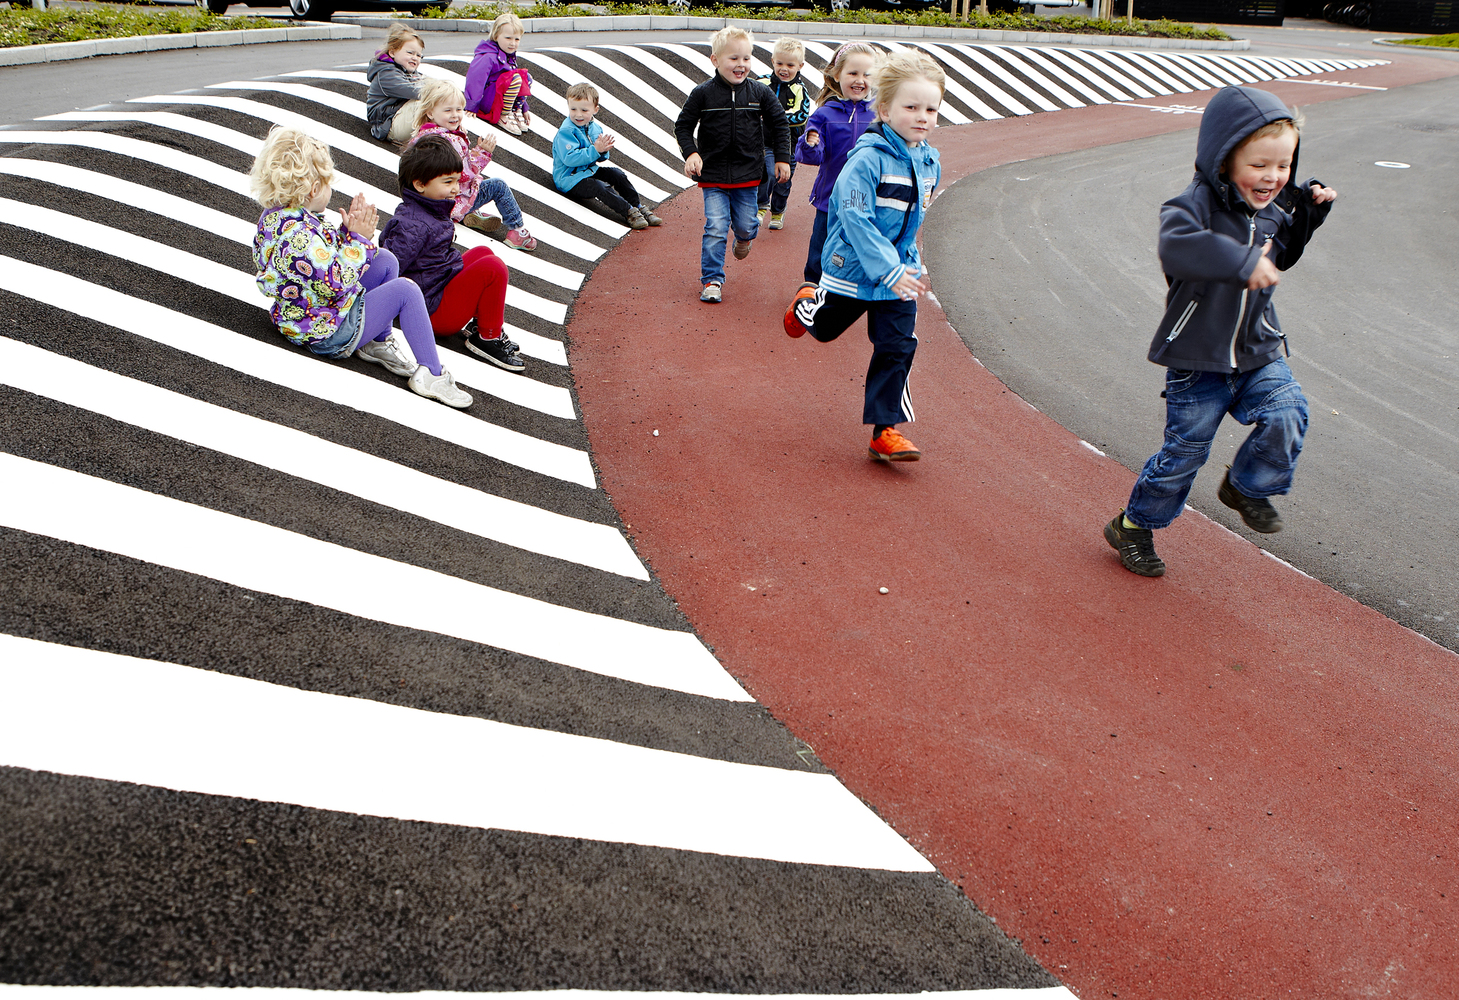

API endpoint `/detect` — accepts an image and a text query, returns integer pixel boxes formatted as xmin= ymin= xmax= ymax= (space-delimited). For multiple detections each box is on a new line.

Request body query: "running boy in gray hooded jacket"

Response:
xmin=1104 ymin=86 xmax=1337 ymax=578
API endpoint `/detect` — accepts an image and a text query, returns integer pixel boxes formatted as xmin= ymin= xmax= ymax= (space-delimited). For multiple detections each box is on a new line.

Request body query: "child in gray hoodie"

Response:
xmin=1104 ymin=86 xmax=1337 ymax=578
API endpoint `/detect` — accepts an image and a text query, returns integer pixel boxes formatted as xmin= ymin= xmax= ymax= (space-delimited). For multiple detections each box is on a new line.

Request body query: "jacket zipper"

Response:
xmin=1229 ymin=217 xmax=1255 ymax=370
xmin=1165 ymin=298 xmax=1199 ymax=342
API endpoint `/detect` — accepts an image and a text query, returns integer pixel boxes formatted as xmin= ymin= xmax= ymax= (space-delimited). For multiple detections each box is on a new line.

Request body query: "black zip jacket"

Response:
xmin=674 ymin=74 xmax=791 ymax=186
xmin=1148 ymin=86 xmax=1333 ymax=373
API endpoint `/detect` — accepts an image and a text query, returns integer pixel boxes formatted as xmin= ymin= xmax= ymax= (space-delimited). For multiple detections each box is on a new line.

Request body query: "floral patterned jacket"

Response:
xmin=409 ymin=122 xmax=492 ymax=222
xmin=253 ymin=206 xmax=376 ymax=349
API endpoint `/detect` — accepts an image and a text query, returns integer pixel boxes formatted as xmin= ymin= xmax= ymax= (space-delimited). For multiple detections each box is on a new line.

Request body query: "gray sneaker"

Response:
xmin=732 ymin=237 xmax=752 ymax=260
xmin=356 ymin=335 xmax=417 ymax=377
xmin=626 ymin=207 xmax=650 ymax=231
xmin=408 ymin=365 xmax=473 ymax=409
xmin=700 ymin=283 xmax=722 ymax=304
xmin=464 ymin=331 xmax=527 ymax=373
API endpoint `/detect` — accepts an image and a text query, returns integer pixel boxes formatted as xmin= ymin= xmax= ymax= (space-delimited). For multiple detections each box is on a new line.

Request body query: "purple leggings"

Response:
xmin=361 ymin=249 xmax=442 ymax=376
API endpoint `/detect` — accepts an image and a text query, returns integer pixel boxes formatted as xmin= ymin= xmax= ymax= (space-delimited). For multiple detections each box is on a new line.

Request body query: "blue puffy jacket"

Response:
xmin=1148 ymin=86 xmax=1332 ymax=373
xmin=819 ymin=123 xmax=940 ymax=302
xmin=552 ymin=116 xmax=609 ymax=193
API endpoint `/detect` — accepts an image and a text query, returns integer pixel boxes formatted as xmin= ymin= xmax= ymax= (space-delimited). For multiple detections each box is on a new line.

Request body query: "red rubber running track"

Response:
xmin=570 ymin=55 xmax=1459 ymax=1000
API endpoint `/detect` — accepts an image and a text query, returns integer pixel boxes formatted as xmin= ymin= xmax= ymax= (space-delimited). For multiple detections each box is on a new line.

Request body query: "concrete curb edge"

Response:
xmin=337 ymin=13 xmax=1250 ymax=50
xmin=0 ymin=21 xmax=360 ymax=68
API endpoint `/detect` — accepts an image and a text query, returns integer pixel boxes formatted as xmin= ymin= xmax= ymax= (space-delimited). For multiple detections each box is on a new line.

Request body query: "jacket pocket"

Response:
xmin=1163 ymin=294 xmax=1202 ymax=343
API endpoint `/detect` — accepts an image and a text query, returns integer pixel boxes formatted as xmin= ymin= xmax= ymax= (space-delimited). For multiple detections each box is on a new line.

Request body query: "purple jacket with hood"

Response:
xmin=378 ymin=188 xmax=463 ymax=314
xmin=794 ymin=96 xmax=876 ymax=213
xmin=463 ymin=39 xmax=531 ymax=117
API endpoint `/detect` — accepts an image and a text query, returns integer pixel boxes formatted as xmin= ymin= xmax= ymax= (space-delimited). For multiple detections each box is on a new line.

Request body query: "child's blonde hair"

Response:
xmin=490 ymin=10 xmax=523 ymax=40
xmin=1224 ymin=113 xmax=1303 ymax=172
xmin=565 ymin=82 xmax=600 ymax=106
xmin=412 ymin=78 xmax=463 ymax=132
xmin=816 ymin=42 xmax=878 ymax=104
xmin=709 ymin=25 xmax=752 ymax=56
xmin=250 ymin=126 xmax=334 ymax=209
xmin=871 ymin=52 xmax=946 ymax=118
xmin=771 ymin=37 xmax=805 ymax=62
xmin=382 ymin=22 xmax=423 ymax=56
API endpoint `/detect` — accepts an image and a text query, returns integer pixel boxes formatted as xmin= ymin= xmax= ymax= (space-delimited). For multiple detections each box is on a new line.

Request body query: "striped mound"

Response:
xmin=0 ymin=33 xmax=1380 ymax=995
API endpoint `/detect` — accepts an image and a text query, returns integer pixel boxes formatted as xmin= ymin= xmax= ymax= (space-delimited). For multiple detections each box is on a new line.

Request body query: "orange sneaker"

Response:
xmin=868 ymin=427 xmax=921 ymax=462
xmin=783 ymin=282 xmax=820 ymax=338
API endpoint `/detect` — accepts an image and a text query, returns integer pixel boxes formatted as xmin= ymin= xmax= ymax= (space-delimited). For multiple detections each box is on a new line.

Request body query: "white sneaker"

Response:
xmin=408 ymin=365 xmax=473 ymax=409
xmin=498 ymin=111 xmax=522 ymax=136
xmin=514 ymin=108 xmax=531 ymax=133
xmin=356 ymin=335 xmax=416 ymax=377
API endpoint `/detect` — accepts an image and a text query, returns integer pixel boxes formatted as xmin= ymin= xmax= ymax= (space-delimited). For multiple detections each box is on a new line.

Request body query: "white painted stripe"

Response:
xmin=1056 ymin=47 xmax=1153 ymax=99
xmin=0 ymin=987 xmax=1080 ymax=999
xmin=130 ymin=89 xmax=614 ymax=258
xmin=0 ymin=339 xmax=642 ymax=580
xmin=917 ymin=43 xmax=1028 ymax=118
xmin=545 ymin=46 xmax=682 ymax=123
xmin=0 ymin=457 xmax=747 ymax=701
xmin=416 ymin=62 xmax=671 ymax=207
xmin=1101 ymin=50 xmax=1187 ymax=94
xmin=1200 ymin=52 xmax=1263 ymax=84
xmin=978 ymin=45 xmax=1083 ymax=108
xmin=868 ymin=41 xmax=970 ymax=125
xmin=1039 ymin=47 xmax=1132 ymax=101
xmin=1133 ymin=50 xmax=1222 ymax=91
xmin=0 ymin=634 xmax=934 ymax=869
xmin=515 ymin=52 xmax=691 ymax=183
xmin=1007 ymin=46 xmax=1112 ymax=105
xmin=0 ymin=256 xmax=596 ymax=486
xmin=600 ymin=43 xmax=699 ymax=95
xmin=38 ymin=110 xmax=588 ymax=306
xmin=1082 ymin=49 xmax=1172 ymax=96
xmin=955 ymin=45 xmax=1060 ymax=112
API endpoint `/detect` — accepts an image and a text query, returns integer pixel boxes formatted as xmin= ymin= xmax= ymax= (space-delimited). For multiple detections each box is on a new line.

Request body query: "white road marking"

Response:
xmin=0 ymin=256 xmax=596 ymax=486
xmin=0 ymin=338 xmax=643 ymax=579
xmin=0 ymin=456 xmax=745 ymax=701
xmin=0 ymin=987 xmax=1080 ymax=999
xmin=0 ymin=634 xmax=940 ymax=870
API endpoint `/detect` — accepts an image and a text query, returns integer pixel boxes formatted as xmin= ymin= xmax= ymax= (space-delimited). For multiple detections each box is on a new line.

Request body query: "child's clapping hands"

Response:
xmin=339 ymin=192 xmax=378 ymax=239
xmin=475 ymin=132 xmax=498 ymax=157
xmin=594 ymin=130 xmax=615 ymax=154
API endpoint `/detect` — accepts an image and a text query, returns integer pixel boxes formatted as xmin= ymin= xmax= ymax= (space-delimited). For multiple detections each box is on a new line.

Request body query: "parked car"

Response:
xmin=196 ymin=0 xmax=447 ymax=19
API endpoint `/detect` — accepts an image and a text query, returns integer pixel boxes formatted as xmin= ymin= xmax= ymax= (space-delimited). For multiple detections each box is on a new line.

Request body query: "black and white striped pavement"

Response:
xmin=0 ymin=34 xmax=1381 ymax=993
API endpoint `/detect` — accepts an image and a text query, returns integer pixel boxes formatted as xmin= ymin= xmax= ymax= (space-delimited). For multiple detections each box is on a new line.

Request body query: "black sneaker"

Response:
xmin=1104 ymin=513 xmax=1166 ymax=577
xmin=1218 ymin=469 xmax=1283 ymax=533
xmin=464 ymin=331 xmax=526 ymax=373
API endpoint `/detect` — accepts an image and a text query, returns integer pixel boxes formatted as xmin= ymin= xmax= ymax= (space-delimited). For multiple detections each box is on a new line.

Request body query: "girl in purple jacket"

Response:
xmin=795 ymin=42 xmax=878 ymax=285
xmin=249 ymin=127 xmax=472 ymax=409
xmin=464 ymin=11 xmax=532 ymax=136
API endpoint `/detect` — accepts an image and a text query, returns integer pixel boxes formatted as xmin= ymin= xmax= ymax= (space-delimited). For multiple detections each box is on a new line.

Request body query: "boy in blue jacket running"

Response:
xmin=1104 ymin=86 xmax=1337 ymax=577
xmin=552 ymin=82 xmax=662 ymax=231
xmin=783 ymin=53 xmax=943 ymax=463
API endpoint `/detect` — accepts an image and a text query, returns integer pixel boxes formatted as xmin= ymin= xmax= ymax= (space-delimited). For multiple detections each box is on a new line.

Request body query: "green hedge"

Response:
xmin=1392 ymin=32 xmax=1459 ymax=46
xmin=0 ymin=6 xmax=287 ymax=48
xmin=426 ymin=1 xmax=1232 ymax=39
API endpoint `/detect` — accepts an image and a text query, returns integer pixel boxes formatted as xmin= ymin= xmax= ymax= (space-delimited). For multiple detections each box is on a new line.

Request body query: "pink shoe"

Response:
xmin=503 ymin=227 xmax=538 ymax=251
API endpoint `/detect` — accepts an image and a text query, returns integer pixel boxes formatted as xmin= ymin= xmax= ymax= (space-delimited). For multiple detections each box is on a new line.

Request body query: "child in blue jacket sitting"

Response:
xmin=784 ymin=52 xmax=943 ymax=464
xmin=552 ymin=82 xmax=661 ymax=231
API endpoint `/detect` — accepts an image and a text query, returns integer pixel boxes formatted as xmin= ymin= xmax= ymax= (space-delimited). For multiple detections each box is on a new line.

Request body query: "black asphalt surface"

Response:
xmin=1 ymin=34 xmax=1061 ymax=993
xmin=924 ymin=74 xmax=1459 ymax=651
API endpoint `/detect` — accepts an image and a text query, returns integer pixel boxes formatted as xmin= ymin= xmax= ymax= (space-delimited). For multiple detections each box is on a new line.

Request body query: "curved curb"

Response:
xmin=0 ymin=22 xmax=361 ymax=67
xmin=338 ymin=13 xmax=1250 ymax=50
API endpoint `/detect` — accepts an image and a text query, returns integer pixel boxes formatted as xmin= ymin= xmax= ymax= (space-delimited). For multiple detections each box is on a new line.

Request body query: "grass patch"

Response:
xmin=1392 ymin=32 xmax=1459 ymax=46
xmin=0 ymin=5 xmax=286 ymax=48
xmin=424 ymin=1 xmax=1231 ymax=39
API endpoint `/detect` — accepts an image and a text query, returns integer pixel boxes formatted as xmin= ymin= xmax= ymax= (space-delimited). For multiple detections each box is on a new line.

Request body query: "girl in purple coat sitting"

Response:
xmin=464 ymin=11 xmax=532 ymax=136
xmin=250 ymin=126 xmax=472 ymax=409
xmin=795 ymin=42 xmax=878 ymax=285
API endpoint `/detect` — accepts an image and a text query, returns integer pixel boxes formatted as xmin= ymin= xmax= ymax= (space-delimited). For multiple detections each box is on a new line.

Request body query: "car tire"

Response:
xmin=289 ymin=0 xmax=335 ymax=21
xmin=197 ymin=0 xmax=232 ymax=12
xmin=813 ymin=0 xmax=856 ymax=11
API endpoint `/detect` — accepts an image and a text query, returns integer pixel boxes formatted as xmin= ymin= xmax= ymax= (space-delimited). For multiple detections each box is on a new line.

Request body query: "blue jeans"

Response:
xmin=700 ymin=185 xmax=759 ymax=287
xmin=469 ymin=177 xmax=524 ymax=231
xmin=758 ymin=150 xmax=795 ymax=214
xmin=1125 ymin=359 xmax=1309 ymax=529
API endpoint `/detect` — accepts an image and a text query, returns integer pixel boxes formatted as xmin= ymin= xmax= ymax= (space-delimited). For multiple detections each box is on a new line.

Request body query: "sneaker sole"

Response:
xmin=784 ymin=283 xmax=817 ymax=338
xmin=464 ymin=216 xmax=502 ymax=234
xmin=1103 ymin=520 xmax=1166 ymax=577
xmin=732 ymin=244 xmax=752 ymax=260
xmin=356 ymin=352 xmax=416 ymax=378
xmin=463 ymin=339 xmax=526 ymax=372
xmin=868 ymin=449 xmax=921 ymax=462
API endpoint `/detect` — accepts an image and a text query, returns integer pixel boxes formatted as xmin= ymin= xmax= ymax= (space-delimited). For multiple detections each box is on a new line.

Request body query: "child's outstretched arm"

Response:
xmin=795 ymin=107 xmax=828 ymax=165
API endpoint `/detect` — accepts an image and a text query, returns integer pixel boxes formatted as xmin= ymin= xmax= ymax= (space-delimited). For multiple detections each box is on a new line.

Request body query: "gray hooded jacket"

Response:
xmin=1148 ymin=86 xmax=1332 ymax=373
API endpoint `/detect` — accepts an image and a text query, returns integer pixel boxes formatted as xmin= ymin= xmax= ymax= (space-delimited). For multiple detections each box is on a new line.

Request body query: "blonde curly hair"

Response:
xmin=249 ymin=126 xmax=334 ymax=209
xmin=412 ymin=78 xmax=464 ymax=133
xmin=871 ymin=52 xmax=946 ymax=118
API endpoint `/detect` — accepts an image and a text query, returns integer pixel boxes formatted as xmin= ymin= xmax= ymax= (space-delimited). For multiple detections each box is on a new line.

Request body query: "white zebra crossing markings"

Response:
xmin=0 ymin=257 xmax=596 ymax=486
xmin=0 ymin=454 xmax=745 ymax=700
xmin=0 ymin=338 xmax=644 ymax=579
xmin=0 ymin=987 xmax=1080 ymax=999
xmin=0 ymin=633 xmax=935 ymax=869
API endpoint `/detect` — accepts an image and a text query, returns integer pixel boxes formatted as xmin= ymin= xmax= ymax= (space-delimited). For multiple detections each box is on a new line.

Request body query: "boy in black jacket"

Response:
xmin=1104 ymin=86 xmax=1336 ymax=577
xmin=674 ymin=26 xmax=791 ymax=304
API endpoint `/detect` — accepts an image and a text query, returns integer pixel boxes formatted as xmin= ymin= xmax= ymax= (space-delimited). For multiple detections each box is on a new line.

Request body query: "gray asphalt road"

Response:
xmin=924 ymin=74 xmax=1459 ymax=650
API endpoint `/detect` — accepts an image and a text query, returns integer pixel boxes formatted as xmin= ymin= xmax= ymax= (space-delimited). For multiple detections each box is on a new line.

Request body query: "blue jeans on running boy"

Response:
xmin=758 ymin=150 xmax=795 ymax=214
xmin=469 ymin=177 xmax=524 ymax=231
xmin=1125 ymin=358 xmax=1309 ymax=530
xmin=700 ymin=185 xmax=759 ymax=287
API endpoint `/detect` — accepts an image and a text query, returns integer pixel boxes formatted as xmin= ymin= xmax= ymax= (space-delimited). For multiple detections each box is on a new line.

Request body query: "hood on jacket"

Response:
xmin=1195 ymin=86 xmax=1302 ymax=211
xmin=400 ymin=186 xmax=455 ymax=219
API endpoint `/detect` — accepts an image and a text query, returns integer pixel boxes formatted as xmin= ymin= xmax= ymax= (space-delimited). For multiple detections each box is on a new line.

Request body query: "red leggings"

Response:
xmin=430 ymin=246 xmax=508 ymax=339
